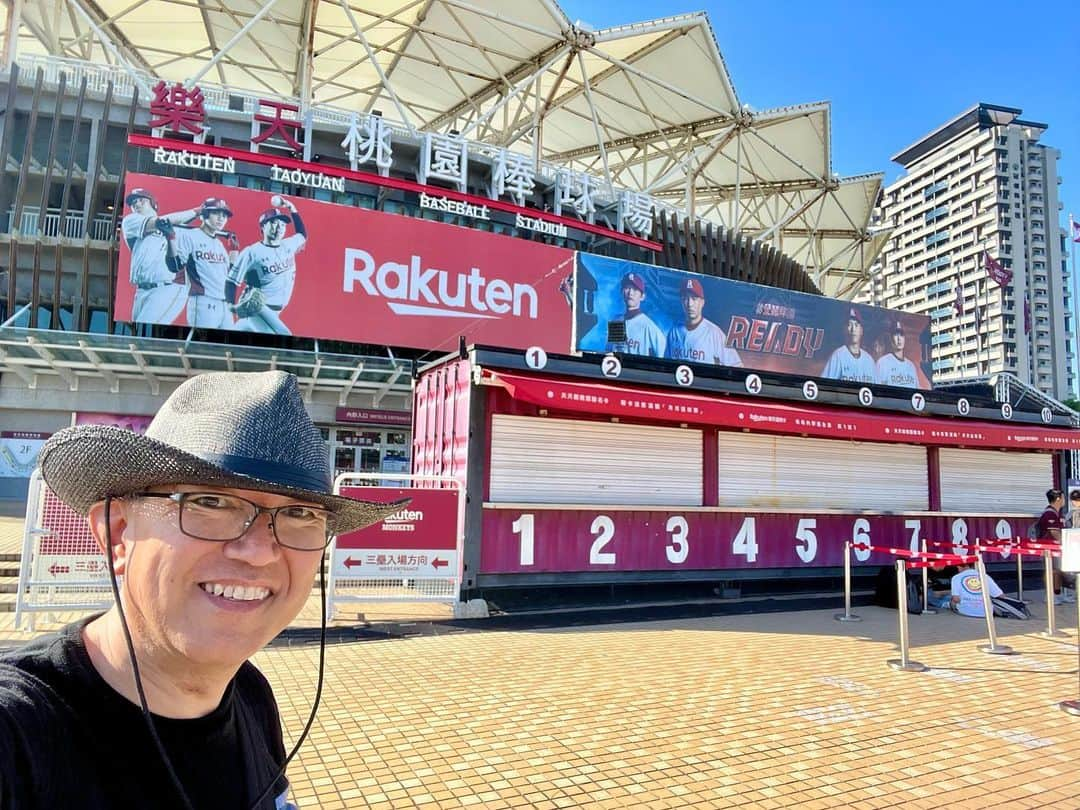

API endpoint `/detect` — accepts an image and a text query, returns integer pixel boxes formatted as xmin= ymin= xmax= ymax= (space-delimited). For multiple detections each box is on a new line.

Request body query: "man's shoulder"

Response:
xmin=0 ymin=621 xmax=88 ymax=700
xmin=233 ymin=660 xmax=277 ymax=711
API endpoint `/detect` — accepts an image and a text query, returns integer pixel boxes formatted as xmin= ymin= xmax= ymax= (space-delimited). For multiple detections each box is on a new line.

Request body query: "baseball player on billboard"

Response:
xmin=121 ymin=189 xmax=200 ymax=324
xmin=666 ymin=278 xmax=743 ymax=367
xmin=225 ymin=195 xmax=307 ymax=335
xmin=163 ymin=197 xmax=238 ymax=330
xmin=822 ymin=307 xmax=876 ymax=383
xmin=875 ymin=319 xmax=919 ymax=388
xmin=606 ymin=271 xmax=665 ymax=356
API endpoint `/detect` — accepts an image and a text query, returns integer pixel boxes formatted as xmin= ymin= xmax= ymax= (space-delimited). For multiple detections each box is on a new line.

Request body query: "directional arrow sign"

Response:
xmin=431 ymin=557 xmax=449 ymax=569
xmin=48 ymin=563 xmax=71 ymax=576
xmin=344 ymin=556 xmax=363 ymax=569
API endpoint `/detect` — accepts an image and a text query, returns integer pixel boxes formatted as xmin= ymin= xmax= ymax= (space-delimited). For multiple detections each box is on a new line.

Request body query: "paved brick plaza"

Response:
xmin=3 ymin=512 xmax=1078 ymax=808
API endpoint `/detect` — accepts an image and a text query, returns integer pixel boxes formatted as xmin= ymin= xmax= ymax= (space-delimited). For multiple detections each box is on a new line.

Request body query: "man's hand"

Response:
xmin=155 ymin=218 xmax=175 ymax=238
xmin=272 ymin=194 xmax=298 ymax=213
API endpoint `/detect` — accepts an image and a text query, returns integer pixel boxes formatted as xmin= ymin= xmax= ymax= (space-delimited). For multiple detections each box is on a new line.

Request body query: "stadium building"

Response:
xmin=0 ymin=1 xmax=887 ymax=509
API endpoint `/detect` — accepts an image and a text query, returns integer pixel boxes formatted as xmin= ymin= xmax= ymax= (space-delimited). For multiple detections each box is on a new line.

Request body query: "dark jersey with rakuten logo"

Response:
xmin=0 ymin=616 xmax=292 ymax=809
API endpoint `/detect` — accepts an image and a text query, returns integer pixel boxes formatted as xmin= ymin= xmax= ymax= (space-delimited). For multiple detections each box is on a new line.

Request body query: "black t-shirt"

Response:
xmin=0 ymin=617 xmax=291 ymax=809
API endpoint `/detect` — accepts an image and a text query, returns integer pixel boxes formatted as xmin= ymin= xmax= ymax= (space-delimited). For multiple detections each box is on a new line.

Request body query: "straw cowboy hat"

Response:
xmin=37 ymin=371 xmax=406 ymax=535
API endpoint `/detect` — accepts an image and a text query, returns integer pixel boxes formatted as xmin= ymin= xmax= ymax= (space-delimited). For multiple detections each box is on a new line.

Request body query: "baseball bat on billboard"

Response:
xmin=573 ymin=253 xmax=933 ymax=390
xmin=115 ymin=174 xmax=575 ymax=354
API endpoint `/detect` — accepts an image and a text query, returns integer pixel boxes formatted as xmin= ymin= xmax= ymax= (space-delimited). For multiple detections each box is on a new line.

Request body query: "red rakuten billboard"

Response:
xmin=116 ymin=174 xmax=574 ymax=353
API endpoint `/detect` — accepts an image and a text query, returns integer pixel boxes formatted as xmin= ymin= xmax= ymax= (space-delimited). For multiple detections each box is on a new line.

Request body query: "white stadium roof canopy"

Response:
xmin=4 ymin=0 xmax=890 ymax=297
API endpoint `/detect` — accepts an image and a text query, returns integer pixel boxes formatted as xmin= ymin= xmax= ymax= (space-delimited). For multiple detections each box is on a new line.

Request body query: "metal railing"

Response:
xmin=6 ymin=206 xmax=114 ymax=241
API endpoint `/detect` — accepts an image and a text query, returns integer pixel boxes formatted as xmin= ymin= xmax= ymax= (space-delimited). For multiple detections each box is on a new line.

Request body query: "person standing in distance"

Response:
xmin=225 ymin=196 xmax=308 ymax=336
xmin=1036 ymin=488 xmax=1074 ymax=605
xmin=875 ymin=320 xmax=919 ymax=388
xmin=0 ymin=371 xmax=406 ymax=808
xmin=665 ymin=278 xmax=742 ymax=367
xmin=605 ymin=272 xmax=665 ymax=357
xmin=166 ymin=198 xmax=238 ymax=330
xmin=121 ymin=189 xmax=199 ymax=324
xmin=822 ymin=307 xmax=876 ymax=383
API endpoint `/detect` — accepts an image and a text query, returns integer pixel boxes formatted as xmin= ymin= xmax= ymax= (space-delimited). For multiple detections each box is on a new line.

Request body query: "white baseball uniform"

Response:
xmin=122 ymin=212 xmax=188 ymax=325
xmin=227 ymin=234 xmax=306 ymax=335
xmin=875 ymin=353 xmax=920 ymax=388
xmin=173 ymin=227 xmax=232 ymax=329
xmin=607 ymin=310 xmax=665 ymax=357
xmin=666 ymin=319 xmax=743 ymax=367
xmin=822 ymin=345 xmax=876 ymax=383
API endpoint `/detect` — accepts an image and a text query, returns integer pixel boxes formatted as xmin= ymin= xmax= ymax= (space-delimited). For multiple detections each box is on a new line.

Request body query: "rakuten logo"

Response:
xmin=343 ymin=248 xmax=538 ymax=319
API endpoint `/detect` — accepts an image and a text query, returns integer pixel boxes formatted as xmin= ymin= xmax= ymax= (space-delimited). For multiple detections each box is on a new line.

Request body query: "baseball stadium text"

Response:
xmin=418 ymin=192 xmax=491 ymax=220
xmin=514 ymin=213 xmax=568 ymax=238
xmin=342 ymin=249 xmax=539 ymax=319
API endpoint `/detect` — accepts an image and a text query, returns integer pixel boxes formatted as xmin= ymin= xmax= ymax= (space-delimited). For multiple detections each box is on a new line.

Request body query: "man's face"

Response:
xmin=262 ymin=218 xmax=286 ymax=244
xmin=622 ymin=284 xmax=644 ymax=311
xmin=1053 ymin=495 xmax=1066 ymax=510
xmin=1071 ymin=496 xmax=1080 ymax=512
xmin=131 ymin=197 xmax=155 ymax=216
xmin=682 ymin=293 xmax=704 ymax=325
xmin=203 ymin=210 xmax=229 ymax=234
xmin=846 ymin=318 xmax=863 ymax=347
xmin=890 ymin=331 xmax=905 ymax=356
xmin=103 ymin=485 xmax=323 ymax=670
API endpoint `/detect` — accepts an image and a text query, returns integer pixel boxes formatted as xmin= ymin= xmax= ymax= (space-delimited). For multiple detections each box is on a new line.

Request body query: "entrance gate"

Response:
xmin=328 ymin=473 xmax=463 ymax=618
xmin=15 ymin=471 xmax=113 ymax=630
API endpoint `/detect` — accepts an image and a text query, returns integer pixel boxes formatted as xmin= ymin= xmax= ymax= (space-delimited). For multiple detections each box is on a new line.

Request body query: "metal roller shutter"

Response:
xmin=489 ymin=415 xmax=703 ymax=505
xmin=939 ymin=449 xmax=1053 ymax=513
xmin=716 ymin=432 xmax=928 ymax=511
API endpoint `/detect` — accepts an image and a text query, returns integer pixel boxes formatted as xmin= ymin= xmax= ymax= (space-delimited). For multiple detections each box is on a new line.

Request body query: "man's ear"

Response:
xmin=87 ymin=498 xmax=130 ymax=576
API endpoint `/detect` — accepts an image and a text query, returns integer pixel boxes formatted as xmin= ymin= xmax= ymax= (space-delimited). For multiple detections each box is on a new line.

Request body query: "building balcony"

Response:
xmin=3 ymin=206 xmax=115 ymax=242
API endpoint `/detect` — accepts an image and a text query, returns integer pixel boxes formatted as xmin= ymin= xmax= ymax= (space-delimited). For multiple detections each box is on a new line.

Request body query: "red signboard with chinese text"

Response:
xmin=333 ymin=487 xmax=459 ymax=578
xmin=335 ymin=407 xmax=412 ymax=426
xmin=480 ymin=508 xmax=1026 ymax=574
xmin=116 ymin=173 xmax=574 ymax=354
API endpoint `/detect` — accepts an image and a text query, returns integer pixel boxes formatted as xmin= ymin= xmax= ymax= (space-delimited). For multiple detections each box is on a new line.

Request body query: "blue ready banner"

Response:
xmin=573 ymin=253 xmax=933 ymax=389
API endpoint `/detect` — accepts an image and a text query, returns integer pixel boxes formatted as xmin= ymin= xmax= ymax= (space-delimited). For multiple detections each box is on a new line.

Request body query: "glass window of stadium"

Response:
xmin=318 ymin=427 xmax=410 ymax=486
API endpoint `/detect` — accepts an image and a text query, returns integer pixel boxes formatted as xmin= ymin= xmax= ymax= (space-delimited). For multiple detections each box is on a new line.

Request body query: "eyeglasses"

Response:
xmin=136 ymin=491 xmax=331 ymax=551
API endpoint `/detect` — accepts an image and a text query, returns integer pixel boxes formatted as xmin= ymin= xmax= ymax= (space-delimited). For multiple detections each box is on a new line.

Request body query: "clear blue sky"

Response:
xmin=563 ymin=0 xmax=1078 ymax=226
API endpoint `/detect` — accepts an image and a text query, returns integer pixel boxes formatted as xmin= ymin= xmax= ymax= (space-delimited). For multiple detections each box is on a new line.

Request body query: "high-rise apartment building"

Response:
xmin=867 ymin=104 xmax=1073 ymax=400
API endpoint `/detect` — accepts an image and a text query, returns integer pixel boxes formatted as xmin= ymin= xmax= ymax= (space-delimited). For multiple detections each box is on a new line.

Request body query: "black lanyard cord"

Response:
xmin=105 ymin=497 xmax=328 ymax=810
xmin=105 ymin=496 xmax=197 ymax=810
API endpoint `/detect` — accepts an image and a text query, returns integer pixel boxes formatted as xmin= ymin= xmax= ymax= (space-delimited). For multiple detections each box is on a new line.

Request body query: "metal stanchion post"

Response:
xmin=834 ymin=540 xmax=862 ymax=623
xmin=975 ymin=551 xmax=1014 ymax=655
xmin=921 ymin=538 xmax=936 ymax=615
xmin=1058 ymin=530 xmax=1080 ymax=716
xmin=888 ymin=560 xmax=927 ymax=672
xmin=1016 ymin=547 xmax=1025 ymax=603
xmin=1062 ymin=595 xmax=1080 ymax=716
xmin=1042 ymin=548 xmax=1067 ymax=639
